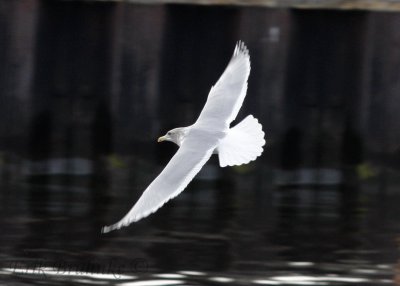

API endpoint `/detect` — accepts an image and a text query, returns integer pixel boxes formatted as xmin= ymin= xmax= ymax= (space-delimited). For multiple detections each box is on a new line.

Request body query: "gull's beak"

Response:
xmin=157 ymin=136 xmax=167 ymax=143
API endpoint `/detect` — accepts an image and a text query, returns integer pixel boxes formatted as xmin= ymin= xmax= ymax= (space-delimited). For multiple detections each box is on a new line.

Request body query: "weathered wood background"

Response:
xmin=0 ymin=0 xmax=399 ymax=170
xmin=93 ymin=0 xmax=400 ymax=11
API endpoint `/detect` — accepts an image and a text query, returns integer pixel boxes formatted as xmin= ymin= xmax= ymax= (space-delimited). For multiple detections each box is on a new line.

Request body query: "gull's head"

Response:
xmin=158 ymin=127 xmax=188 ymax=146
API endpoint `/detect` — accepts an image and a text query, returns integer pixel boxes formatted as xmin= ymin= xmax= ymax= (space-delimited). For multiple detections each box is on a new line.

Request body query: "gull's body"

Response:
xmin=102 ymin=41 xmax=265 ymax=233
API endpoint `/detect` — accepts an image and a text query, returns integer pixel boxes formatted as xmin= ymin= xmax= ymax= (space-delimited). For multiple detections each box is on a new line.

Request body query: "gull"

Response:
xmin=102 ymin=41 xmax=265 ymax=233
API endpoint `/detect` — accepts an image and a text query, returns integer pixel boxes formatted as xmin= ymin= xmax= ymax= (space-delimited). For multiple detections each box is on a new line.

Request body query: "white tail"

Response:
xmin=218 ymin=115 xmax=265 ymax=167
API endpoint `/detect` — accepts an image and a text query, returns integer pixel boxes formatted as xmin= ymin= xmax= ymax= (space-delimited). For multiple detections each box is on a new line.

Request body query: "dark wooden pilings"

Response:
xmin=0 ymin=2 xmax=399 ymax=170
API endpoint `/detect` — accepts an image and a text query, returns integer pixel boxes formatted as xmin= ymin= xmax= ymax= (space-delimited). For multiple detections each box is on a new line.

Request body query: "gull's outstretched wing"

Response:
xmin=102 ymin=129 xmax=220 ymax=233
xmin=194 ymin=41 xmax=251 ymax=132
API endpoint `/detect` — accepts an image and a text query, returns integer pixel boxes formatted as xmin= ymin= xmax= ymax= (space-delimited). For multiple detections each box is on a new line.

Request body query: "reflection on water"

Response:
xmin=0 ymin=263 xmax=395 ymax=285
xmin=0 ymin=158 xmax=399 ymax=285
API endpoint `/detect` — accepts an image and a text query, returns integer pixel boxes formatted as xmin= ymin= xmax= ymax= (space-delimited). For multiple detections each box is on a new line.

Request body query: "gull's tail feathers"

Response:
xmin=218 ymin=115 xmax=265 ymax=168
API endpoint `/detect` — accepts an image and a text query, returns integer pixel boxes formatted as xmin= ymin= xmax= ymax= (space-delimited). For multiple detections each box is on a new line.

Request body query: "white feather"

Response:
xmin=218 ymin=115 xmax=265 ymax=167
xmin=194 ymin=41 xmax=250 ymax=132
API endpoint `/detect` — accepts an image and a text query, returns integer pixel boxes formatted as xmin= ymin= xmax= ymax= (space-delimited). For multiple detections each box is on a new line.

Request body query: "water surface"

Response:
xmin=0 ymin=161 xmax=398 ymax=285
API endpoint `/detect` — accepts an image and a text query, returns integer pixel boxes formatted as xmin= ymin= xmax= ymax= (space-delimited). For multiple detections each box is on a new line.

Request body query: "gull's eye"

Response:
xmin=167 ymin=131 xmax=171 ymax=135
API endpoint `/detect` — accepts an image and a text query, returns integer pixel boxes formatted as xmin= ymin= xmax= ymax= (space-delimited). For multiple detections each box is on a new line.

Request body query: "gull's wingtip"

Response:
xmin=101 ymin=215 xmax=142 ymax=234
xmin=101 ymin=224 xmax=121 ymax=234
xmin=101 ymin=225 xmax=112 ymax=234
xmin=234 ymin=40 xmax=249 ymax=56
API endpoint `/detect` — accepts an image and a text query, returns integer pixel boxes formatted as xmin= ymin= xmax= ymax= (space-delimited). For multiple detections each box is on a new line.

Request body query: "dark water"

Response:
xmin=0 ymin=159 xmax=399 ymax=286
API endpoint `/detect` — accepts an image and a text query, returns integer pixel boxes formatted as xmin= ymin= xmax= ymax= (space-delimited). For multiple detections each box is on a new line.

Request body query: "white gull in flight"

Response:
xmin=102 ymin=41 xmax=265 ymax=233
